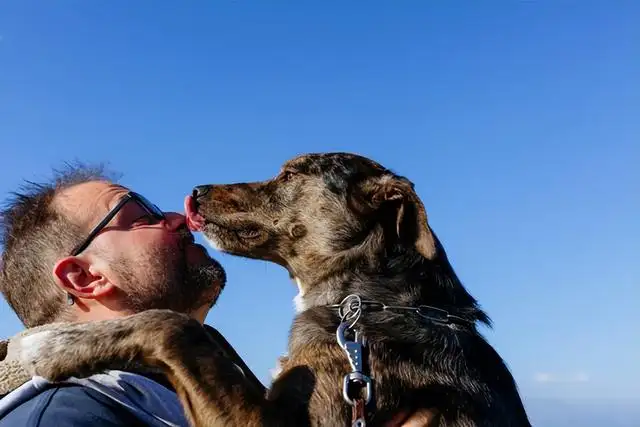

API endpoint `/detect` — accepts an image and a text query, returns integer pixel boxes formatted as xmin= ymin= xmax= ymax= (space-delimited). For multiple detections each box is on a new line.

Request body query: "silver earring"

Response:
xmin=66 ymin=293 xmax=75 ymax=306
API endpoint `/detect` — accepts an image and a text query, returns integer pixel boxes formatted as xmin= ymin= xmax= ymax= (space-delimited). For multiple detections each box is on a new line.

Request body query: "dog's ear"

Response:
xmin=366 ymin=175 xmax=437 ymax=260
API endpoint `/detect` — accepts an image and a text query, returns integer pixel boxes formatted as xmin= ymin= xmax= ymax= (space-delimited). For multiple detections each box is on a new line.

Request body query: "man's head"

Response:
xmin=0 ymin=164 xmax=225 ymax=328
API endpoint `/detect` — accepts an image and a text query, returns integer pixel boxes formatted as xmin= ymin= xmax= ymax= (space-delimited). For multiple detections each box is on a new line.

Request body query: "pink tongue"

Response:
xmin=184 ymin=195 xmax=205 ymax=231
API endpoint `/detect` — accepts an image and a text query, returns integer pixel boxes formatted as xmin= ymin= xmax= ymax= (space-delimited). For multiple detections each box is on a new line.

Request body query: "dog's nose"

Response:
xmin=192 ymin=185 xmax=211 ymax=199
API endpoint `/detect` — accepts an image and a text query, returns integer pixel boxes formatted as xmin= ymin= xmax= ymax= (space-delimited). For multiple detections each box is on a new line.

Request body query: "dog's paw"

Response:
xmin=7 ymin=324 xmax=86 ymax=380
xmin=9 ymin=330 xmax=54 ymax=376
xmin=5 ymin=310 xmax=199 ymax=382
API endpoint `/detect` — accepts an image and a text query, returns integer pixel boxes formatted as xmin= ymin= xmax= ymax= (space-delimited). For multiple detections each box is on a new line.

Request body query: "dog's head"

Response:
xmin=185 ymin=152 xmax=453 ymax=299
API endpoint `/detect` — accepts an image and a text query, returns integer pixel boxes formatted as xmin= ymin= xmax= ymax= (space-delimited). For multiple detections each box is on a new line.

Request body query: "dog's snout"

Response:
xmin=193 ymin=185 xmax=211 ymax=199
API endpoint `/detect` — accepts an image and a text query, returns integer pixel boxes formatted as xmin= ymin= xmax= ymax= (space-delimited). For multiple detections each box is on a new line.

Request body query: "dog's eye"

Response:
xmin=237 ymin=228 xmax=262 ymax=239
xmin=280 ymin=170 xmax=297 ymax=182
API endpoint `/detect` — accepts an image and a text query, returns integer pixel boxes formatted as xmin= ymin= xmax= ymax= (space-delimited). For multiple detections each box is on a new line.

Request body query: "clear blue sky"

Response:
xmin=1 ymin=2 xmax=638 ymax=425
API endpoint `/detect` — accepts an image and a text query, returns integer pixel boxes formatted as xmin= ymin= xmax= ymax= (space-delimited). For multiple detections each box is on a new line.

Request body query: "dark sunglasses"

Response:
xmin=70 ymin=191 xmax=165 ymax=256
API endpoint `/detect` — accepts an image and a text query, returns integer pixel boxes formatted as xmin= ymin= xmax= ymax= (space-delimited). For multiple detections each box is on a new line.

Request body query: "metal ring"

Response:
xmin=342 ymin=372 xmax=373 ymax=405
xmin=338 ymin=294 xmax=363 ymax=328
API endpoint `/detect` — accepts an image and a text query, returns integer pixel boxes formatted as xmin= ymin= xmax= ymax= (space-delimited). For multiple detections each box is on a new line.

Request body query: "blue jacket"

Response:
xmin=0 ymin=371 xmax=190 ymax=427
xmin=0 ymin=383 xmax=153 ymax=426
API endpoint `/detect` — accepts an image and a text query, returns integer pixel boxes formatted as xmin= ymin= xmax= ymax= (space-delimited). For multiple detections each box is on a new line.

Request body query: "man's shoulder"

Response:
xmin=0 ymin=384 xmax=146 ymax=427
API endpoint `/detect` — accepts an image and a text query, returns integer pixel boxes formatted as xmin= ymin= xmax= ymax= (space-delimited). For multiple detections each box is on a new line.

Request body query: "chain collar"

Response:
xmin=328 ymin=294 xmax=474 ymax=329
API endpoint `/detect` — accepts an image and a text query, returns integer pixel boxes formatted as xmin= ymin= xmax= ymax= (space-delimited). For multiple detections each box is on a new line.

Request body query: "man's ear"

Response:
xmin=366 ymin=175 xmax=437 ymax=260
xmin=52 ymin=256 xmax=113 ymax=300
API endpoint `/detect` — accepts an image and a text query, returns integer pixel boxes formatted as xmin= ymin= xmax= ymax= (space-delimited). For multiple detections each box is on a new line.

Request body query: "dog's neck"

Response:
xmin=292 ymin=277 xmax=308 ymax=313
xmin=289 ymin=247 xmax=489 ymax=326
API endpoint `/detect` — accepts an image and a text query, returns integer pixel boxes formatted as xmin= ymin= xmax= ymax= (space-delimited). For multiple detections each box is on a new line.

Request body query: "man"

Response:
xmin=0 ymin=165 xmax=432 ymax=426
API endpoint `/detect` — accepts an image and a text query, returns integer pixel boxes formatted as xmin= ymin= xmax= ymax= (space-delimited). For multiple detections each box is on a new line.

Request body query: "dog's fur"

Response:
xmin=15 ymin=153 xmax=531 ymax=427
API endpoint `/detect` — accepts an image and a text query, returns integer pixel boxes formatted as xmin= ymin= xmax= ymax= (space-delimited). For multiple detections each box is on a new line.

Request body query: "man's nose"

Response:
xmin=193 ymin=185 xmax=211 ymax=199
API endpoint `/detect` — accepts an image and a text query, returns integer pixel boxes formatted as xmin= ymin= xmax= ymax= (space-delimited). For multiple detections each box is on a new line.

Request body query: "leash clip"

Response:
xmin=337 ymin=322 xmax=366 ymax=373
xmin=338 ymin=322 xmax=372 ymax=405
xmin=336 ymin=294 xmax=372 ymax=426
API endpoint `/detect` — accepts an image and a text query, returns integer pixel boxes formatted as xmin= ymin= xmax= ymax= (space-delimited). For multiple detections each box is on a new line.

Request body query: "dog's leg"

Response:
xmin=13 ymin=310 xmax=303 ymax=427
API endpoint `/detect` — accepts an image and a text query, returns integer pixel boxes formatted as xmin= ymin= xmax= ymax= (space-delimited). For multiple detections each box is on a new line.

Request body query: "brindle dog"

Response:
xmin=14 ymin=153 xmax=531 ymax=427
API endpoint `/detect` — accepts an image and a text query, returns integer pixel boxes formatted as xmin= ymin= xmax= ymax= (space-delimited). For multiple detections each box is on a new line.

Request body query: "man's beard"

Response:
xmin=113 ymin=239 xmax=226 ymax=315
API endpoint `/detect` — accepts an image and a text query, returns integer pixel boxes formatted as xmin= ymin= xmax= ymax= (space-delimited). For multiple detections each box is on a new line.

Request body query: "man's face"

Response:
xmin=58 ymin=181 xmax=225 ymax=316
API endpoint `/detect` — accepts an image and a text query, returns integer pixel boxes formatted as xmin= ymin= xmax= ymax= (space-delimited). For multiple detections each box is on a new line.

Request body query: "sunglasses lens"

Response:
xmin=135 ymin=193 xmax=165 ymax=219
